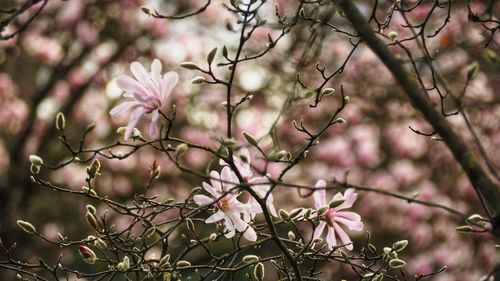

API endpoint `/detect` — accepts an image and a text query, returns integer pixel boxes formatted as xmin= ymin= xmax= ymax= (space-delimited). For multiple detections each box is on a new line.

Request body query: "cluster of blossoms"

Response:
xmin=109 ymin=59 xmax=363 ymax=248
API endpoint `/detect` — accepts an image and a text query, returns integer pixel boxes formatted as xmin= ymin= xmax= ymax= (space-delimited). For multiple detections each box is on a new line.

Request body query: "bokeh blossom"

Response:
xmin=110 ymin=59 xmax=178 ymax=140
xmin=193 ymin=166 xmax=257 ymax=241
xmin=313 ymin=180 xmax=364 ymax=250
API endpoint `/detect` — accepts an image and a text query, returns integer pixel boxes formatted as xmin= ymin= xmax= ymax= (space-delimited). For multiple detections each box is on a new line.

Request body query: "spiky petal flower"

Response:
xmin=110 ymin=59 xmax=178 ymax=140
xmin=312 ymin=180 xmax=364 ymax=250
xmin=193 ymin=166 xmax=257 ymax=241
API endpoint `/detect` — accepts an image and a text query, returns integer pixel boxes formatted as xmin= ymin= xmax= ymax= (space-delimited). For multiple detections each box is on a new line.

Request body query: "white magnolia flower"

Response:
xmin=193 ymin=166 xmax=257 ymax=241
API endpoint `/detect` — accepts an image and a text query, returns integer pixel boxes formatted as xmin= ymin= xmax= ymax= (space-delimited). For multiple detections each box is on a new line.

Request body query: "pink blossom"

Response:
xmin=110 ymin=59 xmax=178 ymax=140
xmin=193 ymin=167 xmax=257 ymax=241
xmin=312 ymin=180 xmax=364 ymax=250
xmin=219 ymin=148 xmax=278 ymax=218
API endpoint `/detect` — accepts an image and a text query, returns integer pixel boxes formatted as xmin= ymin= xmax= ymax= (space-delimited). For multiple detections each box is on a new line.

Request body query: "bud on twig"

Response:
xmin=176 ymin=260 xmax=191 ymax=269
xmin=207 ymin=47 xmax=217 ymax=65
xmin=389 ymin=259 xmax=406 ymax=268
xmin=254 ymin=262 xmax=265 ymax=281
xmin=175 ymin=143 xmax=188 ymax=156
xmin=466 ymin=61 xmax=479 ymax=80
xmin=243 ymin=255 xmax=259 ymax=264
xmin=456 ymin=225 xmax=473 ymax=233
xmin=321 ymin=88 xmax=335 ymax=96
xmin=79 ymin=245 xmax=97 ymax=264
xmin=86 ymin=159 xmax=101 ymax=179
xmin=392 ymin=240 xmax=408 ymax=252
xmin=29 ymin=155 xmax=44 ymax=166
xmin=180 ymin=62 xmax=202 ymax=70
xmin=243 ymin=131 xmax=258 ymax=146
xmin=17 ymin=220 xmax=36 ymax=234
xmin=55 ymin=112 xmax=66 ymax=131
xmin=191 ymin=76 xmax=205 ymax=84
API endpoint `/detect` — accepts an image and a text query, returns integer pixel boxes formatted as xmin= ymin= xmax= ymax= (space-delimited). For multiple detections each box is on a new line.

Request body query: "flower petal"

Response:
xmin=206 ymin=210 xmax=226 ymax=224
xmin=243 ymin=225 xmax=257 ymax=241
xmin=149 ymin=110 xmax=159 ymax=137
xmin=124 ymin=107 xmax=145 ymax=140
xmin=193 ymin=194 xmax=213 ymax=205
xmin=130 ymin=61 xmax=158 ymax=97
xmin=313 ymin=221 xmax=326 ymax=240
xmin=314 ymin=179 xmax=327 ymax=209
xmin=161 ymin=71 xmax=179 ymax=100
xmin=115 ymin=75 xmax=149 ymax=97
xmin=333 ymin=222 xmax=353 ymax=250
xmin=326 ymin=226 xmax=337 ymax=250
xmin=109 ymin=101 xmax=141 ymax=116
xmin=151 ymin=59 xmax=162 ymax=82
xmin=335 ymin=216 xmax=364 ymax=231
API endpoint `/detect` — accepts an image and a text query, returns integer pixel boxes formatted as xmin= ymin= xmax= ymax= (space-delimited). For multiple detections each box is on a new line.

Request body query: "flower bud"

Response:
xmin=388 ymin=31 xmax=398 ymax=41
xmin=344 ymin=96 xmax=350 ymax=104
xmin=389 ymin=259 xmax=406 ymax=268
xmin=466 ymin=61 xmax=479 ymax=80
xmin=209 ymin=233 xmax=217 ymax=241
xmin=159 ymin=254 xmax=170 ymax=267
xmin=94 ymin=238 xmax=107 ymax=249
xmin=289 ymin=208 xmax=303 ymax=219
xmin=145 ymin=227 xmax=157 ymax=239
xmin=207 ymin=47 xmax=217 ymax=65
xmin=321 ymin=88 xmax=335 ymax=96
xmin=86 ymin=204 xmax=97 ymax=215
xmin=466 ymin=214 xmax=485 ymax=224
xmin=175 ymin=143 xmax=188 ymax=156
xmin=55 ymin=112 xmax=66 ymax=131
xmin=57 ymin=233 xmax=65 ymax=243
xmin=254 ymin=262 xmax=265 ymax=281
xmin=186 ymin=218 xmax=195 ymax=232
xmin=243 ymin=131 xmax=258 ymax=146
xmin=191 ymin=76 xmax=205 ymax=84
xmin=176 ymin=260 xmax=191 ymax=269
xmin=84 ymin=123 xmax=96 ymax=134
xmin=30 ymin=164 xmax=41 ymax=174
xmin=392 ymin=240 xmax=408 ymax=252
xmin=287 ymin=231 xmax=296 ymax=240
xmin=82 ymin=186 xmax=97 ymax=196
xmin=329 ymin=198 xmax=345 ymax=209
xmin=180 ymin=62 xmax=201 ymax=70
xmin=86 ymin=212 xmax=99 ymax=230
xmin=140 ymin=6 xmax=153 ymax=16
xmin=121 ymin=256 xmax=130 ymax=271
xmin=29 ymin=155 xmax=44 ymax=166
xmin=317 ymin=205 xmax=330 ymax=216
xmin=17 ymin=220 xmax=36 ymax=234
xmin=79 ymin=245 xmax=97 ymax=264
xmin=243 ymin=255 xmax=259 ymax=264
xmin=86 ymin=159 xmax=101 ymax=179
xmin=456 ymin=225 xmax=473 ymax=233
xmin=279 ymin=209 xmax=290 ymax=220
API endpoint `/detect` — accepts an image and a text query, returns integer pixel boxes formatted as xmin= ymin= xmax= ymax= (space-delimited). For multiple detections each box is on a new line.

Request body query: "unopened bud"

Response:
xmin=279 ymin=209 xmax=290 ymax=220
xmin=467 ymin=214 xmax=485 ymax=224
xmin=140 ymin=6 xmax=153 ymax=16
xmin=207 ymin=47 xmax=217 ymax=65
xmin=29 ymin=155 xmax=44 ymax=166
xmin=86 ymin=205 xmax=97 ymax=215
xmin=191 ymin=76 xmax=205 ymax=84
xmin=329 ymin=198 xmax=345 ymax=208
xmin=392 ymin=240 xmax=408 ymax=252
xmin=288 ymin=231 xmax=296 ymax=240
xmin=243 ymin=255 xmax=259 ymax=264
xmin=30 ymin=164 xmax=41 ymax=174
xmin=145 ymin=227 xmax=157 ymax=239
xmin=159 ymin=254 xmax=170 ymax=267
xmin=86 ymin=212 xmax=99 ymax=230
xmin=55 ymin=112 xmax=66 ymax=131
xmin=186 ymin=218 xmax=195 ymax=232
xmin=17 ymin=220 xmax=36 ymax=234
xmin=94 ymin=238 xmax=107 ymax=249
xmin=121 ymin=256 xmax=130 ymax=271
xmin=321 ymin=88 xmax=335 ymax=96
xmin=317 ymin=205 xmax=330 ymax=216
xmin=209 ymin=233 xmax=217 ymax=241
xmin=456 ymin=225 xmax=473 ymax=233
xmin=84 ymin=123 xmax=96 ymax=134
xmin=176 ymin=260 xmax=191 ymax=269
xmin=243 ymin=131 xmax=258 ymax=146
xmin=388 ymin=31 xmax=398 ymax=41
xmin=344 ymin=96 xmax=350 ymax=104
xmin=86 ymin=159 xmax=101 ymax=179
xmin=254 ymin=262 xmax=265 ymax=281
xmin=466 ymin=61 xmax=479 ymax=80
xmin=389 ymin=259 xmax=406 ymax=268
xmin=79 ymin=245 xmax=97 ymax=264
xmin=180 ymin=62 xmax=201 ymax=70
xmin=175 ymin=143 xmax=188 ymax=156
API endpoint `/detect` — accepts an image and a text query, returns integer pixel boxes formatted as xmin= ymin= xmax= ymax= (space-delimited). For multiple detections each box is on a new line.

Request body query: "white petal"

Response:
xmin=314 ymin=180 xmax=327 ymax=209
xmin=206 ymin=210 xmax=226 ymax=224
xmin=130 ymin=62 xmax=158 ymax=96
xmin=313 ymin=221 xmax=326 ymax=240
xmin=124 ymin=107 xmax=145 ymax=140
xmin=161 ymin=71 xmax=179 ymax=100
xmin=243 ymin=226 xmax=257 ymax=241
xmin=193 ymin=194 xmax=213 ymax=205
xmin=110 ymin=101 xmax=141 ymax=116
xmin=115 ymin=75 xmax=149 ymax=97
xmin=333 ymin=222 xmax=353 ymax=250
xmin=326 ymin=226 xmax=337 ymax=250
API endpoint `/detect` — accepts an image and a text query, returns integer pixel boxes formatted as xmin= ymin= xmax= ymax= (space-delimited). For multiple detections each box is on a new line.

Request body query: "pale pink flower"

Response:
xmin=313 ymin=180 xmax=364 ymax=250
xmin=219 ymin=148 xmax=277 ymax=218
xmin=110 ymin=59 xmax=178 ymax=140
xmin=193 ymin=166 xmax=257 ymax=241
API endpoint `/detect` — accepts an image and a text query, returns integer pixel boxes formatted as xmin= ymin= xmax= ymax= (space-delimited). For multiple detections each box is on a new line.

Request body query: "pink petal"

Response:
xmin=209 ymin=171 xmax=222 ymax=193
xmin=193 ymin=194 xmax=213 ymax=206
xmin=206 ymin=210 xmax=226 ymax=224
xmin=149 ymin=110 xmax=159 ymax=137
xmin=333 ymin=222 xmax=353 ymax=250
xmin=243 ymin=225 xmax=257 ymax=241
xmin=115 ymin=75 xmax=149 ymax=97
xmin=336 ymin=211 xmax=361 ymax=222
xmin=151 ymin=59 xmax=162 ymax=82
xmin=314 ymin=180 xmax=327 ymax=209
xmin=110 ymin=101 xmax=141 ymax=116
xmin=124 ymin=107 xmax=145 ymax=140
xmin=202 ymin=182 xmax=218 ymax=198
xmin=313 ymin=221 xmax=326 ymax=240
xmin=161 ymin=71 xmax=178 ymax=100
xmin=326 ymin=226 xmax=337 ymax=250
xmin=130 ymin=62 xmax=158 ymax=97
xmin=334 ymin=216 xmax=364 ymax=231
